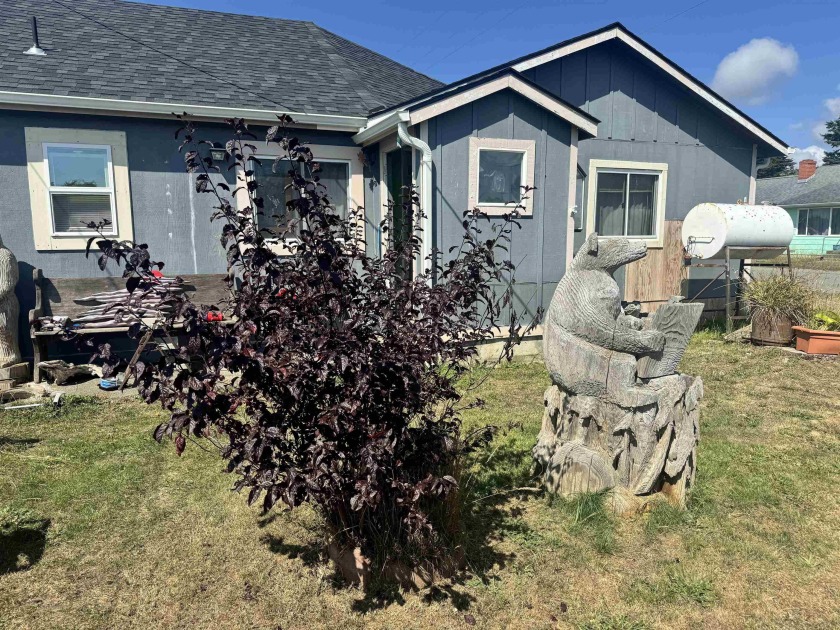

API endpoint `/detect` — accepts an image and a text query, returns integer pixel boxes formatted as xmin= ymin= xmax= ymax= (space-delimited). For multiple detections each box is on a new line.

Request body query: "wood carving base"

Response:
xmin=532 ymin=375 xmax=702 ymax=514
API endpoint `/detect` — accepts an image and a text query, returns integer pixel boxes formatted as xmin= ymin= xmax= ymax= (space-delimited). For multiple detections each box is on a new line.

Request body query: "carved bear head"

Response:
xmin=572 ymin=233 xmax=647 ymax=273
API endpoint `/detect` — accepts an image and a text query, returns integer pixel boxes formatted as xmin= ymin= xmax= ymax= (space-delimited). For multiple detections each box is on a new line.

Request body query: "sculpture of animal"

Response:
xmin=0 ymin=232 xmax=21 ymax=368
xmin=543 ymin=233 xmax=664 ymax=407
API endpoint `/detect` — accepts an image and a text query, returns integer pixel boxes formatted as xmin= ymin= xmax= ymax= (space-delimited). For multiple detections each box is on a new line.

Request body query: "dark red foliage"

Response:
xmin=87 ymin=116 xmax=538 ymax=564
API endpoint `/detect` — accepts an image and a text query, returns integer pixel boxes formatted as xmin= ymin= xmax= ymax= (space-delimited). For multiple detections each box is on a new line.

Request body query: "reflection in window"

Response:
xmin=796 ymin=208 xmax=839 ymax=236
xmin=44 ymin=144 xmax=115 ymax=234
xmin=594 ymin=171 xmax=658 ymax=238
xmin=478 ymin=150 xmax=524 ymax=205
xmin=249 ymin=159 xmax=350 ymax=237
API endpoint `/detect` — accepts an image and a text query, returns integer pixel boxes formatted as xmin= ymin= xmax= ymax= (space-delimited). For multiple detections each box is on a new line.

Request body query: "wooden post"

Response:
xmin=725 ymin=247 xmax=733 ymax=333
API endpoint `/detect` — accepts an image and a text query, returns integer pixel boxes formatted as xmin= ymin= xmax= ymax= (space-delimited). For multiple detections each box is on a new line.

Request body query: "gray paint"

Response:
xmin=0 ymin=109 xmax=356 ymax=358
xmin=427 ymin=90 xmax=573 ymax=319
xmin=523 ymin=40 xmax=756 ymax=301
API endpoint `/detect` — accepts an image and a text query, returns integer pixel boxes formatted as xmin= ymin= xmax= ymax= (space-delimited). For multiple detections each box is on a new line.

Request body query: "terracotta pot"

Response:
xmin=792 ymin=326 xmax=840 ymax=355
xmin=751 ymin=310 xmax=793 ymax=346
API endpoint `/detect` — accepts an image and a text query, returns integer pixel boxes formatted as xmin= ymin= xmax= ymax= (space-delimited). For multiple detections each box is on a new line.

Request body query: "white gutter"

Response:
xmin=396 ymin=114 xmax=433 ymax=278
xmin=0 ymin=90 xmax=367 ymax=131
xmin=352 ymin=109 xmax=405 ymax=145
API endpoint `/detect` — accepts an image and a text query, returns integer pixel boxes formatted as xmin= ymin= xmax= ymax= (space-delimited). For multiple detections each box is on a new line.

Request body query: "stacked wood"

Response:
xmin=39 ymin=279 xmax=186 ymax=330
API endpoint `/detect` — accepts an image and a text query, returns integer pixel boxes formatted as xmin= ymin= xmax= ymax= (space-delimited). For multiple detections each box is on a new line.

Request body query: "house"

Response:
xmin=756 ymin=160 xmax=840 ymax=255
xmin=0 ymin=0 xmax=788 ymax=362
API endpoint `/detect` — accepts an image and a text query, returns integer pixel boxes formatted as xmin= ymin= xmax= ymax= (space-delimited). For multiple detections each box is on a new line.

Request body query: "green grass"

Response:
xmin=2 ymin=339 xmax=840 ymax=629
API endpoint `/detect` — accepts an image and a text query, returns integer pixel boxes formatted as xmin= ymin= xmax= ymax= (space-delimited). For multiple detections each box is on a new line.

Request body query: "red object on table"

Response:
xmin=206 ymin=311 xmax=224 ymax=322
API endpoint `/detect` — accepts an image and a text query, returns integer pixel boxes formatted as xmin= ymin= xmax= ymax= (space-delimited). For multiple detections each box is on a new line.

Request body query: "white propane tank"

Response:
xmin=681 ymin=203 xmax=794 ymax=260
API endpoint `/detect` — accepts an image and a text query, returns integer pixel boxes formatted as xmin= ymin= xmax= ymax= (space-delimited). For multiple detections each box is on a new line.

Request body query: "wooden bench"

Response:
xmin=29 ymin=269 xmax=231 ymax=383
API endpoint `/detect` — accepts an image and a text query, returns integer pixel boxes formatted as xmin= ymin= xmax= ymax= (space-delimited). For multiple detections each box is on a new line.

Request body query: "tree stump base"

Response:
xmin=532 ymin=374 xmax=702 ymax=514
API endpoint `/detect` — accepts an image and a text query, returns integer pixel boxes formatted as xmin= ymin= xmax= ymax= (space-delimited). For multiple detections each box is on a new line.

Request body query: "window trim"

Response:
xmin=43 ymin=142 xmax=118 ymax=237
xmin=468 ymin=137 xmax=536 ymax=216
xmin=585 ymin=159 xmax=668 ymax=248
xmin=25 ymin=128 xmax=133 ymax=251
xmin=235 ymin=143 xmax=365 ymax=256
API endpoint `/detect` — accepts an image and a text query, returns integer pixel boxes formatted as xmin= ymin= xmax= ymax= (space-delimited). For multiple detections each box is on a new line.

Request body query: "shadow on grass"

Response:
xmin=256 ymin=426 xmax=537 ymax=613
xmin=0 ymin=518 xmax=50 ymax=574
xmin=0 ymin=437 xmax=40 ymax=451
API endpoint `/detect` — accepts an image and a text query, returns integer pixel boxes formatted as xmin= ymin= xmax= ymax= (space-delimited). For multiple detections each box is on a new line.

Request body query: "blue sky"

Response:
xmin=134 ymin=0 xmax=840 ymax=162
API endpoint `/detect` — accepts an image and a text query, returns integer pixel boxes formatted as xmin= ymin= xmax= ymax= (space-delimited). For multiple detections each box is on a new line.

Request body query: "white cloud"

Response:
xmin=813 ymin=122 xmax=828 ymax=142
xmin=789 ymin=121 xmax=804 ymax=131
xmin=790 ymin=145 xmax=826 ymax=166
xmin=711 ymin=38 xmax=798 ymax=105
xmin=825 ymin=97 xmax=840 ymax=118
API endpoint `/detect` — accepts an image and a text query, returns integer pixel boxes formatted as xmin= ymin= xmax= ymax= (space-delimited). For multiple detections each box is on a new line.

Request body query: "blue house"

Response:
xmin=756 ymin=160 xmax=840 ymax=255
xmin=0 ymin=1 xmax=789 ymax=361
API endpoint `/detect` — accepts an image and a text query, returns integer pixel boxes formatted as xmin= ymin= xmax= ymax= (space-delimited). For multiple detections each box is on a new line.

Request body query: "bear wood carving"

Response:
xmin=533 ymin=233 xmax=703 ymax=512
xmin=0 ymin=233 xmax=22 ymax=369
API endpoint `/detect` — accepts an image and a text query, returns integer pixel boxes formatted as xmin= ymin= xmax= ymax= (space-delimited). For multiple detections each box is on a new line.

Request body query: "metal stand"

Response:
xmin=685 ymin=246 xmax=793 ymax=333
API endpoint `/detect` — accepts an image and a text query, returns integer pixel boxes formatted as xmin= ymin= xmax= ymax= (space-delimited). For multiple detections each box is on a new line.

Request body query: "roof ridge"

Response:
xmin=111 ymin=0 xmax=316 ymax=25
xmin=315 ymin=27 xmax=443 ymax=88
xmin=303 ymin=22 xmax=386 ymax=113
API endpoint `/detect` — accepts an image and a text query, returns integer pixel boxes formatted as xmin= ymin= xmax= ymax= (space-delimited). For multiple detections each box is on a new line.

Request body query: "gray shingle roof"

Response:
xmin=755 ymin=165 xmax=840 ymax=206
xmin=0 ymin=0 xmax=443 ymax=117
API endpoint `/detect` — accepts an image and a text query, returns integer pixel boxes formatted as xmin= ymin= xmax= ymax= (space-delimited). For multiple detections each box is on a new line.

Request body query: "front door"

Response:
xmin=385 ymin=146 xmax=414 ymax=276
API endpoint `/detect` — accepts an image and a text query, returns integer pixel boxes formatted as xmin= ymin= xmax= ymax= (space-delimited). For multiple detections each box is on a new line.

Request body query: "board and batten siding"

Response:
xmin=522 ymin=39 xmax=758 ymax=307
xmin=0 ymin=109 xmax=358 ymax=359
xmin=427 ymin=90 xmax=573 ymax=319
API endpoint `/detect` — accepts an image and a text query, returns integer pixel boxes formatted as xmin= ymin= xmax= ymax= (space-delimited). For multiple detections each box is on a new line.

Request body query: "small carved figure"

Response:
xmin=0 ymin=233 xmax=21 ymax=369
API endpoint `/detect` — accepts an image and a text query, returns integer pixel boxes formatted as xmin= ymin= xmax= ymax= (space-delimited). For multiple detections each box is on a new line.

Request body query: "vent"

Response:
xmin=24 ymin=17 xmax=46 ymax=56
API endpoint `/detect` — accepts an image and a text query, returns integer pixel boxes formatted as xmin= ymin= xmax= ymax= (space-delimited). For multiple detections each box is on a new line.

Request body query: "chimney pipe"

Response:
xmin=24 ymin=17 xmax=46 ymax=56
xmin=798 ymin=159 xmax=817 ymax=181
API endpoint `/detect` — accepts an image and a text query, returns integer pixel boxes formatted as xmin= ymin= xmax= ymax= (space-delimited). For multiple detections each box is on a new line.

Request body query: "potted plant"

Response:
xmin=743 ymin=275 xmax=813 ymax=346
xmin=793 ymin=311 xmax=840 ymax=354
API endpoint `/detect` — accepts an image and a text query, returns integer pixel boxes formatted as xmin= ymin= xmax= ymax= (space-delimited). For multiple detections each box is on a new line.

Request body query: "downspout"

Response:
xmin=396 ymin=115 xmax=433 ymax=279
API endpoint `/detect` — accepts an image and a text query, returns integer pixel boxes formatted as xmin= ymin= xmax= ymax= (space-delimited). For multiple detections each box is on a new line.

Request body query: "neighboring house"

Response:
xmin=0 ymin=0 xmax=788 ymax=362
xmin=756 ymin=160 xmax=840 ymax=255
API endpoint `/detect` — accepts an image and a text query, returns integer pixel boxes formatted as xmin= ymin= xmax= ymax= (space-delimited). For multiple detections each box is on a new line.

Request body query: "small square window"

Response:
xmin=468 ymin=138 xmax=535 ymax=216
xmin=478 ymin=149 xmax=524 ymax=205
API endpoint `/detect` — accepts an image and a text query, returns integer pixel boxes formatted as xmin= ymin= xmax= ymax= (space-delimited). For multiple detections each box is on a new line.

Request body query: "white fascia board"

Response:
xmin=512 ymin=29 xmax=789 ymax=156
xmin=351 ymin=110 xmax=408 ymax=146
xmin=407 ymin=75 xmax=598 ymax=137
xmin=0 ymin=90 xmax=367 ymax=131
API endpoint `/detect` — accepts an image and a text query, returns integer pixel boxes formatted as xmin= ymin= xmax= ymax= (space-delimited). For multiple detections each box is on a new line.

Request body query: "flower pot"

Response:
xmin=751 ymin=310 xmax=793 ymax=346
xmin=792 ymin=326 xmax=840 ymax=355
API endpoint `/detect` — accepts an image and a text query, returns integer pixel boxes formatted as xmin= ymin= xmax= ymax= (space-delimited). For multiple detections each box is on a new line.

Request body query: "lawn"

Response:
xmin=1 ymin=336 xmax=839 ymax=629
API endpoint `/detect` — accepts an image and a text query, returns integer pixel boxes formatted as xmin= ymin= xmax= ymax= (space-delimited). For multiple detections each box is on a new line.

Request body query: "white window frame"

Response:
xmin=42 ymin=142 xmax=118 ymax=237
xmin=793 ymin=206 xmax=840 ymax=236
xmin=25 ymin=128 xmax=133 ymax=251
xmin=468 ymin=137 xmax=536 ymax=216
xmin=586 ymin=159 xmax=668 ymax=248
xmin=235 ymin=143 xmax=365 ymax=256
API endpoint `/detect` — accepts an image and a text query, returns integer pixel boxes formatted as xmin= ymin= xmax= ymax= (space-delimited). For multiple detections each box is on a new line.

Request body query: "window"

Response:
xmin=795 ymin=208 xmax=840 ymax=236
xmin=477 ymin=149 xmax=525 ymax=205
xmin=44 ymin=144 xmax=116 ymax=234
xmin=25 ymin=128 xmax=133 ymax=251
xmin=468 ymin=137 xmax=536 ymax=215
xmin=250 ymin=158 xmax=350 ymax=238
xmin=586 ymin=160 xmax=668 ymax=247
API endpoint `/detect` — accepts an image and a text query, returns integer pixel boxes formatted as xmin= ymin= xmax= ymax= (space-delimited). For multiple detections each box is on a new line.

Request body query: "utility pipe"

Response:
xmin=396 ymin=116 xmax=433 ymax=279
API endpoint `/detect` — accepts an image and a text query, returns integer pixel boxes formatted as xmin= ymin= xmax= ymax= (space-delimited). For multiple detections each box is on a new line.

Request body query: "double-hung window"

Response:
xmin=43 ymin=144 xmax=117 ymax=235
xmin=795 ymin=208 xmax=840 ymax=236
xmin=25 ymin=128 xmax=133 ymax=251
xmin=587 ymin=160 xmax=668 ymax=246
xmin=249 ymin=158 xmax=350 ymax=238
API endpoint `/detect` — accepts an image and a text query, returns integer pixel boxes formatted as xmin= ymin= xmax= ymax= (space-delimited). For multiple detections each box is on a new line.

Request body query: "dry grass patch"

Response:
xmin=1 ymin=340 xmax=840 ymax=629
